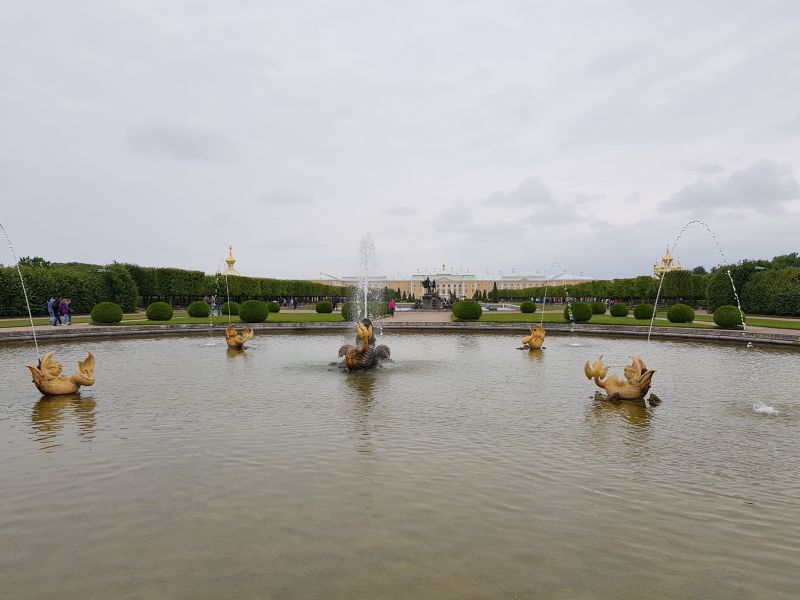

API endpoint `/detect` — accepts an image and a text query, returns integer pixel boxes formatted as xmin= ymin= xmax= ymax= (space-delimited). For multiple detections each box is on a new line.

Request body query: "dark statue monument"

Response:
xmin=420 ymin=277 xmax=442 ymax=310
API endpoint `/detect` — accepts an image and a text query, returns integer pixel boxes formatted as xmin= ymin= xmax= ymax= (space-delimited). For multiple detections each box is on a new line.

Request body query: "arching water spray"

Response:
xmin=539 ymin=260 xmax=576 ymax=336
xmin=648 ymin=220 xmax=746 ymax=342
xmin=205 ymin=259 xmax=225 ymax=346
xmin=0 ymin=223 xmax=40 ymax=360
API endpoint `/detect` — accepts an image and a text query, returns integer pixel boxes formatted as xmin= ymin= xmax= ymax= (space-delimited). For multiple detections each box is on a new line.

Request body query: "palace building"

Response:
xmin=312 ymin=265 xmax=593 ymax=300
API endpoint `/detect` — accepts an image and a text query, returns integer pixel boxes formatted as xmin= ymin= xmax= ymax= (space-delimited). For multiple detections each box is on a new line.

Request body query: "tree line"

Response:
xmin=0 ymin=260 xmax=347 ymax=317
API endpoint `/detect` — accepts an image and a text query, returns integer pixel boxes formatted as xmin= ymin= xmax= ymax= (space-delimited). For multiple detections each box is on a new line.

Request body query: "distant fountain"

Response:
xmin=648 ymin=220 xmax=745 ymax=342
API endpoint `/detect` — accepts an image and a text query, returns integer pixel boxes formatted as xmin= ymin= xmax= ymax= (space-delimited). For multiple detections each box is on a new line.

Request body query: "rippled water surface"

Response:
xmin=1 ymin=332 xmax=799 ymax=599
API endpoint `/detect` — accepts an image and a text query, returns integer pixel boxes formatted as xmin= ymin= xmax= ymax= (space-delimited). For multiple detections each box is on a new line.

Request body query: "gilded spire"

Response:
xmin=223 ymin=245 xmax=240 ymax=276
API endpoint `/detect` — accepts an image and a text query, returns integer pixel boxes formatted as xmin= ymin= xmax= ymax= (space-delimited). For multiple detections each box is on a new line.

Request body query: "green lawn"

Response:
xmin=473 ymin=313 xmax=717 ymax=328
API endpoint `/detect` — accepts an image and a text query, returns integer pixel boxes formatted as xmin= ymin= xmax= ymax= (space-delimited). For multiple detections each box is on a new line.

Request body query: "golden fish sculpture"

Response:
xmin=225 ymin=324 xmax=254 ymax=349
xmin=27 ymin=352 xmax=96 ymax=396
xmin=584 ymin=355 xmax=655 ymax=402
xmin=338 ymin=319 xmax=390 ymax=370
xmin=521 ymin=324 xmax=546 ymax=350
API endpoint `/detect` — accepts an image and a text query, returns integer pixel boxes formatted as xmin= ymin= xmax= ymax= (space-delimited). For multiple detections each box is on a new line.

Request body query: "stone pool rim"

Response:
xmin=1 ymin=321 xmax=798 ymax=348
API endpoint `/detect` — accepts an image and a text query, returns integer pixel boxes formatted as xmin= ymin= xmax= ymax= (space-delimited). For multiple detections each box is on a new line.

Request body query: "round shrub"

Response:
xmin=633 ymin=304 xmax=654 ymax=320
xmin=187 ymin=301 xmax=211 ymax=318
xmin=610 ymin=303 xmax=629 ymax=317
xmin=564 ymin=302 xmax=592 ymax=322
xmin=316 ymin=300 xmax=333 ymax=313
xmin=90 ymin=301 xmax=123 ymax=324
xmin=267 ymin=301 xmax=280 ymax=313
xmin=146 ymin=301 xmax=173 ymax=321
xmin=452 ymin=300 xmax=482 ymax=320
xmin=666 ymin=303 xmax=695 ymax=323
xmin=340 ymin=302 xmax=354 ymax=321
xmin=221 ymin=301 xmax=240 ymax=316
xmin=520 ymin=301 xmax=537 ymax=314
xmin=239 ymin=300 xmax=269 ymax=323
xmin=714 ymin=305 xmax=744 ymax=328
xmin=591 ymin=302 xmax=606 ymax=315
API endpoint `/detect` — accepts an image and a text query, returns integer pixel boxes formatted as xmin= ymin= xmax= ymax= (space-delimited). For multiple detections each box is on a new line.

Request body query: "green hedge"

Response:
xmin=714 ymin=305 xmax=744 ymax=328
xmin=90 ymin=301 xmax=123 ymax=324
xmin=666 ymin=303 xmax=695 ymax=323
xmin=267 ymin=301 xmax=281 ymax=313
xmin=315 ymin=300 xmax=333 ymax=313
xmin=452 ymin=300 xmax=482 ymax=320
xmin=633 ymin=304 xmax=654 ymax=320
xmin=146 ymin=301 xmax=173 ymax=321
xmin=610 ymin=303 xmax=629 ymax=317
xmin=564 ymin=302 xmax=592 ymax=322
xmin=741 ymin=268 xmax=800 ymax=316
xmin=519 ymin=301 xmax=537 ymax=313
xmin=187 ymin=301 xmax=211 ymax=318
xmin=221 ymin=301 xmax=240 ymax=316
xmin=239 ymin=300 xmax=269 ymax=323
xmin=590 ymin=301 xmax=606 ymax=314
xmin=340 ymin=302 xmax=355 ymax=321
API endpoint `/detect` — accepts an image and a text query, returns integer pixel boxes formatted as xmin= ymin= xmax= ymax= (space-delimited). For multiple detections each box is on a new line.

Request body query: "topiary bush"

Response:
xmin=666 ymin=303 xmax=695 ymax=323
xmin=714 ymin=305 xmax=744 ymax=328
xmin=340 ymin=302 xmax=354 ymax=321
xmin=239 ymin=300 xmax=269 ymax=323
xmin=564 ymin=302 xmax=592 ymax=322
xmin=590 ymin=302 xmax=606 ymax=315
xmin=187 ymin=300 xmax=211 ymax=318
xmin=452 ymin=300 xmax=483 ymax=320
xmin=316 ymin=300 xmax=333 ymax=313
xmin=633 ymin=304 xmax=654 ymax=320
xmin=610 ymin=303 xmax=629 ymax=317
xmin=90 ymin=301 xmax=123 ymax=324
xmin=267 ymin=301 xmax=280 ymax=313
xmin=221 ymin=301 xmax=240 ymax=316
xmin=146 ymin=301 xmax=173 ymax=321
xmin=520 ymin=301 xmax=537 ymax=314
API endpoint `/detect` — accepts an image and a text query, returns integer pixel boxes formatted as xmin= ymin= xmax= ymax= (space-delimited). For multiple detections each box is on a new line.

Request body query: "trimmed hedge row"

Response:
xmin=187 ymin=301 xmax=211 ymax=318
xmin=564 ymin=302 xmax=592 ymax=322
xmin=221 ymin=301 xmax=240 ymax=316
xmin=610 ymin=303 xmax=629 ymax=317
xmin=239 ymin=300 xmax=269 ymax=323
xmin=316 ymin=300 xmax=333 ymax=313
xmin=146 ymin=302 xmax=173 ymax=321
xmin=714 ymin=305 xmax=744 ymax=328
xmin=520 ymin=301 xmax=537 ymax=314
xmin=633 ymin=304 xmax=654 ymax=320
xmin=666 ymin=303 xmax=695 ymax=323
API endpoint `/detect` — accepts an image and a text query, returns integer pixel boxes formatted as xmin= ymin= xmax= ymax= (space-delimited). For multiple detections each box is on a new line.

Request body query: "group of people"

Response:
xmin=47 ymin=296 xmax=73 ymax=326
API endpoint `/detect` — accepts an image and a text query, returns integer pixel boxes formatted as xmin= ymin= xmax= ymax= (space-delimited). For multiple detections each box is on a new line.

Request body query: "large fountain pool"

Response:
xmin=1 ymin=332 xmax=798 ymax=599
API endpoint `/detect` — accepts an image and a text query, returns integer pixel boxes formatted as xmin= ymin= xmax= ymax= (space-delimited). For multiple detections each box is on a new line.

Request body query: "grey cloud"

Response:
xmin=257 ymin=191 xmax=315 ymax=206
xmin=482 ymin=177 xmax=553 ymax=208
xmin=525 ymin=204 xmax=581 ymax=226
xmin=687 ymin=163 xmax=726 ymax=175
xmin=783 ymin=112 xmax=800 ymax=133
xmin=433 ymin=201 xmax=473 ymax=233
xmin=126 ymin=123 xmax=238 ymax=162
xmin=660 ymin=160 xmax=799 ymax=215
xmin=382 ymin=205 xmax=418 ymax=216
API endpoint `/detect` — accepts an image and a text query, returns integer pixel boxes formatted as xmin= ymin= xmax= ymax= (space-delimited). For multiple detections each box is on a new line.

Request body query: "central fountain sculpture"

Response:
xmin=584 ymin=355 xmax=656 ymax=402
xmin=338 ymin=319 xmax=391 ymax=370
xmin=27 ymin=352 xmax=96 ymax=396
xmin=521 ymin=324 xmax=546 ymax=350
xmin=225 ymin=324 xmax=254 ymax=349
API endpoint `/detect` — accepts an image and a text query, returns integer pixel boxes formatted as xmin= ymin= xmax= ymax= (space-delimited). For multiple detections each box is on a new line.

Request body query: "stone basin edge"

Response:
xmin=0 ymin=321 xmax=798 ymax=347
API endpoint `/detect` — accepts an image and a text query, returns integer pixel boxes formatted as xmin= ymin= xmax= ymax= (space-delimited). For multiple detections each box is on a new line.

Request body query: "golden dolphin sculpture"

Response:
xmin=338 ymin=319 xmax=390 ymax=370
xmin=584 ymin=355 xmax=655 ymax=402
xmin=521 ymin=324 xmax=546 ymax=350
xmin=226 ymin=324 xmax=254 ymax=349
xmin=27 ymin=352 xmax=96 ymax=396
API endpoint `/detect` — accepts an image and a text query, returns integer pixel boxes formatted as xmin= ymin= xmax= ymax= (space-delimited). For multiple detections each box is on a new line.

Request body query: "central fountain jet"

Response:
xmin=338 ymin=319 xmax=391 ymax=370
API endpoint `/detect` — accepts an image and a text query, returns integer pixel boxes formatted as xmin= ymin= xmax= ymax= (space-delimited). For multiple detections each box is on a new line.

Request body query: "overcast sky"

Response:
xmin=2 ymin=1 xmax=798 ymax=280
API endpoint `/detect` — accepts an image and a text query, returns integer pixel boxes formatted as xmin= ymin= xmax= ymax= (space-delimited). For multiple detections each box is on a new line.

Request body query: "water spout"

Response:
xmin=0 ymin=223 xmax=40 ymax=361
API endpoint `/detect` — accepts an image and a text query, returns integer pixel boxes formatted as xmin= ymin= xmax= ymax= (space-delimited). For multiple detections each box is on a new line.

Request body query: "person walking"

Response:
xmin=53 ymin=296 xmax=63 ymax=325
xmin=60 ymin=297 xmax=72 ymax=325
xmin=388 ymin=298 xmax=397 ymax=317
xmin=47 ymin=296 xmax=57 ymax=326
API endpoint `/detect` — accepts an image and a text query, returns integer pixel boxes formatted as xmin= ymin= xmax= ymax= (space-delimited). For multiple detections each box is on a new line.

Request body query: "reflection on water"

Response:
xmin=226 ymin=347 xmax=249 ymax=359
xmin=588 ymin=392 xmax=653 ymax=427
xmin=524 ymin=348 xmax=545 ymax=362
xmin=31 ymin=394 xmax=96 ymax=449
xmin=345 ymin=372 xmax=376 ymax=455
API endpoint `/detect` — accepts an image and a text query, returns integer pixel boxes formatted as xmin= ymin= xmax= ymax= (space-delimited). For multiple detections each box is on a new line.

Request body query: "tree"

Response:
xmin=691 ymin=265 xmax=707 ymax=275
xmin=771 ymin=252 xmax=800 ymax=269
xmin=18 ymin=256 xmax=50 ymax=268
xmin=490 ymin=282 xmax=499 ymax=302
